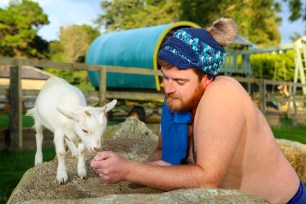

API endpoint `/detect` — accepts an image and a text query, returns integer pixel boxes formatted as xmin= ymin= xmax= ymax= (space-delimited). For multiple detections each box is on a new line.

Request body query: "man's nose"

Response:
xmin=163 ymin=81 xmax=175 ymax=94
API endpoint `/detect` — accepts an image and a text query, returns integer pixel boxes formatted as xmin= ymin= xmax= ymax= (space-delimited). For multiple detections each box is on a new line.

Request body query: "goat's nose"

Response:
xmin=93 ymin=147 xmax=101 ymax=152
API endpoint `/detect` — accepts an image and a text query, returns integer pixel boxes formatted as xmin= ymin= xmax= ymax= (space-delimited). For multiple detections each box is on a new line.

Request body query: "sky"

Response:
xmin=0 ymin=0 xmax=304 ymax=44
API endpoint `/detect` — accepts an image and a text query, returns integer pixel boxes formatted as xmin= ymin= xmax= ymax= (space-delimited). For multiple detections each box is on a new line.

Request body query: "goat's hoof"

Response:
xmin=35 ymin=154 xmax=43 ymax=165
xmin=57 ymin=177 xmax=68 ymax=185
xmin=57 ymin=172 xmax=68 ymax=184
xmin=58 ymin=180 xmax=67 ymax=185
xmin=79 ymin=176 xmax=86 ymax=180
xmin=34 ymin=159 xmax=43 ymax=166
xmin=78 ymin=172 xmax=87 ymax=179
xmin=34 ymin=162 xmax=42 ymax=166
xmin=78 ymin=168 xmax=87 ymax=179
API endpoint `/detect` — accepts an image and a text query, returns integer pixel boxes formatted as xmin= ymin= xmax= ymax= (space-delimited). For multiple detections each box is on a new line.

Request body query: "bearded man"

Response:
xmin=91 ymin=18 xmax=305 ymax=204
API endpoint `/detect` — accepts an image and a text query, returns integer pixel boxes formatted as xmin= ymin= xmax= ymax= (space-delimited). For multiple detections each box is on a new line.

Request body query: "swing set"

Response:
xmin=225 ymin=37 xmax=306 ymax=115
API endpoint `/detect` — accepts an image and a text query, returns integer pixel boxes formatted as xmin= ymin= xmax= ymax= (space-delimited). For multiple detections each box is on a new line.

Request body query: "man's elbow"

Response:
xmin=195 ymin=167 xmax=224 ymax=188
xmin=198 ymin=181 xmax=221 ymax=189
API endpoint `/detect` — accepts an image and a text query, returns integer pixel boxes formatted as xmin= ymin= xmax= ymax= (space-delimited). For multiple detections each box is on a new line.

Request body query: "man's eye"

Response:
xmin=82 ymin=129 xmax=88 ymax=134
xmin=177 ymin=80 xmax=185 ymax=85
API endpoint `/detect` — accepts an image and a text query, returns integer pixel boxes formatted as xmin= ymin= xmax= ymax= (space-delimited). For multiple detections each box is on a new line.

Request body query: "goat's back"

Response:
xmin=31 ymin=77 xmax=86 ymax=131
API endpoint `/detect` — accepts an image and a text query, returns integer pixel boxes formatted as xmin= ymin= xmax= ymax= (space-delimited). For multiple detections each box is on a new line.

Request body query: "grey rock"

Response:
xmin=8 ymin=117 xmax=267 ymax=204
xmin=23 ymin=188 xmax=266 ymax=204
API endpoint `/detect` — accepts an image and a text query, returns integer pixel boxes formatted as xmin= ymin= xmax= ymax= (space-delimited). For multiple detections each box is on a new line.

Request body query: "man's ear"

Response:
xmin=201 ymin=75 xmax=213 ymax=87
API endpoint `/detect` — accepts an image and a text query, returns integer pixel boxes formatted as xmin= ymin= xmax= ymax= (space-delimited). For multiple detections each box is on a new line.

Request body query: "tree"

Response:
xmin=0 ymin=0 xmax=49 ymax=58
xmin=284 ymin=0 xmax=306 ymax=22
xmin=46 ymin=24 xmax=100 ymax=89
xmin=179 ymin=0 xmax=220 ymax=26
xmin=59 ymin=24 xmax=100 ymax=63
xmin=95 ymin=0 xmax=180 ymax=32
xmin=251 ymin=51 xmax=295 ymax=81
xmin=179 ymin=0 xmax=281 ymax=47
xmin=289 ymin=31 xmax=302 ymax=42
xmin=282 ymin=0 xmax=306 ymax=37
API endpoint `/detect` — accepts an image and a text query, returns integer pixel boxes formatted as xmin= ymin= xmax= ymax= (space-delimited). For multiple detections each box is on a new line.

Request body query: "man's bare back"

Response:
xmin=193 ymin=76 xmax=300 ymax=203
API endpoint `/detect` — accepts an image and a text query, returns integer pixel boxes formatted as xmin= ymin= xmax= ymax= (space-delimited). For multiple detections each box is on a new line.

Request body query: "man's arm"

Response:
xmin=91 ymin=151 xmax=211 ymax=190
xmin=127 ymin=81 xmax=246 ymax=190
xmin=91 ymin=79 xmax=246 ymax=190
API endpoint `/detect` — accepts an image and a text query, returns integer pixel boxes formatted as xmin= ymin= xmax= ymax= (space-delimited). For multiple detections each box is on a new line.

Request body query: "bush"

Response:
xmin=250 ymin=50 xmax=295 ymax=81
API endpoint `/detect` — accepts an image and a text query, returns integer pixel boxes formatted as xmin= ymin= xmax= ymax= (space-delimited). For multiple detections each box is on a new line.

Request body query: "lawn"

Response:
xmin=0 ymin=114 xmax=34 ymax=129
xmin=0 ymin=147 xmax=55 ymax=204
xmin=271 ymin=116 xmax=306 ymax=144
xmin=0 ymin=114 xmax=305 ymax=204
xmin=272 ymin=125 xmax=306 ymax=144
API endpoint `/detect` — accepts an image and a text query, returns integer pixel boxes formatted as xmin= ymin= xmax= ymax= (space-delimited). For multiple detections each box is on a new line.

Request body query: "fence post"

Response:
xmin=287 ymin=83 xmax=292 ymax=116
xmin=259 ymin=79 xmax=266 ymax=114
xmin=9 ymin=59 xmax=23 ymax=149
xmin=99 ymin=67 xmax=107 ymax=105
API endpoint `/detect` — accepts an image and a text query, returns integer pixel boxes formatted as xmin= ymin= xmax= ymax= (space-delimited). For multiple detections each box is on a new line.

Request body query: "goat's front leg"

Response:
xmin=65 ymin=137 xmax=78 ymax=158
xmin=54 ymin=131 xmax=68 ymax=184
xmin=77 ymin=143 xmax=87 ymax=179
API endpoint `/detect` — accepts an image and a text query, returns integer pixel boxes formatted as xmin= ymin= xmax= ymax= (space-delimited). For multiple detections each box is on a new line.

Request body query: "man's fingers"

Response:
xmin=91 ymin=151 xmax=114 ymax=169
xmin=94 ymin=151 xmax=113 ymax=161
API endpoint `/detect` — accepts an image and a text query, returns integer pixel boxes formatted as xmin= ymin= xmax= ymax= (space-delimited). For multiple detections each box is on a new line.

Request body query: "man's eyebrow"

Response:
xmin=160 ymin=69 xmax=190 ymax=82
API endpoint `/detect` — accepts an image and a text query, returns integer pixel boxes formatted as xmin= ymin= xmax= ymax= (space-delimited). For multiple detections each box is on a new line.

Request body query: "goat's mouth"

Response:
xmin=88 ymin=147 xmax=101 ymax=155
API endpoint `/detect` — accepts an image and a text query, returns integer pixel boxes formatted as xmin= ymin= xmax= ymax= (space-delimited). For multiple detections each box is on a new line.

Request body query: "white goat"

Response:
xmin=26 ymin=76 xmax=117 ymax=184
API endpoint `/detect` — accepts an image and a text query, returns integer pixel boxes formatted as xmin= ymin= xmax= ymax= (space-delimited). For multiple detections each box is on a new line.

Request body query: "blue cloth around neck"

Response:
xmin=161 ymin=101 xmax=191 ymax=165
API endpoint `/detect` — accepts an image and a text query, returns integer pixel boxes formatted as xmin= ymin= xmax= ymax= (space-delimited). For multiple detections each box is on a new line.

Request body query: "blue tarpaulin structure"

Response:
xmin=85 ymin=21 xmax=200 ymax=90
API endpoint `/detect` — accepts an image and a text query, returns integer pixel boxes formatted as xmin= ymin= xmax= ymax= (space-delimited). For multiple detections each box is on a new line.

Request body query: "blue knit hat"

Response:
xmin=158 ymin=28 xmax=226 ymax=78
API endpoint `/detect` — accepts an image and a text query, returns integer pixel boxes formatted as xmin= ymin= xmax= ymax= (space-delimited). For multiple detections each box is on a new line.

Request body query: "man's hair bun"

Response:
xmin=206 ymin=18 xmax=237 ymax=47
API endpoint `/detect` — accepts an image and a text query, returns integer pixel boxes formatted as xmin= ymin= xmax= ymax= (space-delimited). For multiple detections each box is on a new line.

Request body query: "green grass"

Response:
xmin=272 ymin=125 xmax=306 ymax=144
xmin=271 ymin=116 xmax=306 ymax=144
xmin=0 ymin=114 xmax=34 ymax=129
xmin=0 ymin=147 xmax=55 ymax=204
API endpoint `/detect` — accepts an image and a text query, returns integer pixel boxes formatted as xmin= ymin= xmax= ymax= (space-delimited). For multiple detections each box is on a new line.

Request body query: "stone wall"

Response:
xmin=8 ymin=117 xmax=305 ymax=204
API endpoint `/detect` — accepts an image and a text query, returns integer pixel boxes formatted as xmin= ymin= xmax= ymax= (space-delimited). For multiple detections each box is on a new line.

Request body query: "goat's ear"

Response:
xmin=57 ymin=107 xmax=78 ymax=121
xmin=103 ymin=99 xmax=117 ymax=113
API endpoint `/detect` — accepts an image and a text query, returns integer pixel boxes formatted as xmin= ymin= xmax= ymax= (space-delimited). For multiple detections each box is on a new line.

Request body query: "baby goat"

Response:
xmin=26 ymin=76 xmax=116 ymax=184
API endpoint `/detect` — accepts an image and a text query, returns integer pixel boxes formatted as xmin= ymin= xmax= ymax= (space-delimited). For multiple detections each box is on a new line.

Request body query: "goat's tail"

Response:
xmin=26 ymin=108 xmax=35 ymax=117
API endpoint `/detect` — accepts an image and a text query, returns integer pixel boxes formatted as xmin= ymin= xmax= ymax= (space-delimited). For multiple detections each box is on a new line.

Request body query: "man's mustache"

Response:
xmin=166 ymin=93 xmax=179 ymax=99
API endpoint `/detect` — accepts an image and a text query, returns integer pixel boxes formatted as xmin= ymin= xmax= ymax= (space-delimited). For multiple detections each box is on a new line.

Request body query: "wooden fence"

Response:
xmin=0 ymin=57 xmax=305 ymax=149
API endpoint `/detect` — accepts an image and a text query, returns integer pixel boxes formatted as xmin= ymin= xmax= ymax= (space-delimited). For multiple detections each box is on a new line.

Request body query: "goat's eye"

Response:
xmin=82 ymin=129 xmax=88 ymax=134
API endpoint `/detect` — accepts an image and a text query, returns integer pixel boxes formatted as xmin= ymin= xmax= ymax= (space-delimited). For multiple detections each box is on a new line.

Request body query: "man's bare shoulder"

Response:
xmin=196 ymin=76 xmax=247 ymax=131
xmin=211 ymin=76 xmax=241 ymax=89
xmin=196 ymin=75 xmax=246 ymax=125
xmin=203 ymin=76 xmax=244 ymax=101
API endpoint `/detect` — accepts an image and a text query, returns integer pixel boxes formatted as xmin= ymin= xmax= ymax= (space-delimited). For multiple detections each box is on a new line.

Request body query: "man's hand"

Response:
xmin=90 ymin=151 xmax=130 ymax=184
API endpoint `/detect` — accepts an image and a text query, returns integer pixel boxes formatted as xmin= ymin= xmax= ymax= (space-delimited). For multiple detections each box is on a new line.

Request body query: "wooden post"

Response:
xmin=9 ymin=59 xmax=23 ymax=148
xmin=99 ymin=67 xmax=107 ymax=105
xmin=259 ymin=79 xmax=266 ymax=114
xmin=287 ymin=83 xmax=292 ymax=116
xmin=291 ymin=83 xmax=298 ymax=116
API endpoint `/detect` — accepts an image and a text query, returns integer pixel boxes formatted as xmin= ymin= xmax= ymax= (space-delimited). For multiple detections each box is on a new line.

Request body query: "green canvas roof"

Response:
xmin=86 ymin=21 xmax=200 ymax=90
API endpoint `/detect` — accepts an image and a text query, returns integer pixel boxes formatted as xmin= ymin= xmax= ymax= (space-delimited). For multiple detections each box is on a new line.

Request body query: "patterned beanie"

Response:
xmin=158 ymin=28 xmax=226 ymax=78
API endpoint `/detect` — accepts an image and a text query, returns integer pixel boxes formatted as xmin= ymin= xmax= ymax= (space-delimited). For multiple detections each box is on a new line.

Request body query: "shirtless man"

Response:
xmin=91 ymin=18 xmax=305 ymax=204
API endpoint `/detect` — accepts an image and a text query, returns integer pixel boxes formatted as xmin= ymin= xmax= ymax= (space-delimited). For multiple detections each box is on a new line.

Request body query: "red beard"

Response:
xmin=166 ymin=85 xmax=204 ymax=112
